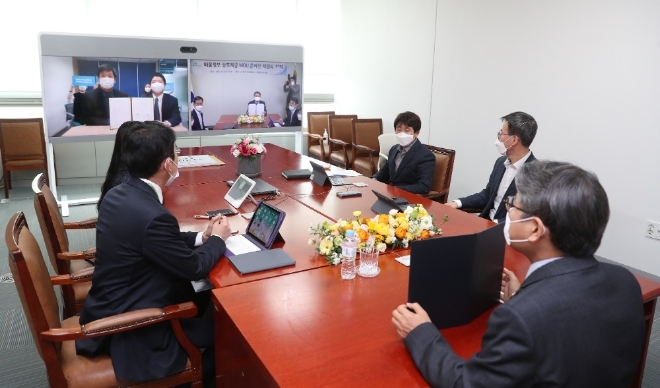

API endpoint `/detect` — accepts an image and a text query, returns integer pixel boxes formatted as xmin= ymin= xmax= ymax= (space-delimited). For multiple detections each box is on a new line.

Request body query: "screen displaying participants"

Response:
xmin=189 ymin=60 xmax=303 ymax=131
xmin=41 ymin=56 xmax=189 ymax=138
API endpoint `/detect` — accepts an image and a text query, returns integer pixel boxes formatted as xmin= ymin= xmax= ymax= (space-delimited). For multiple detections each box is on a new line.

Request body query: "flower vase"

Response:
xmin=236 ymin=155 xmax=262 ymax=177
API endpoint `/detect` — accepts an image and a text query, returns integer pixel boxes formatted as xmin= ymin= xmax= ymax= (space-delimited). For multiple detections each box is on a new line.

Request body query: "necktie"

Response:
xmin=154 ymin=98 xmax=160 ymax=121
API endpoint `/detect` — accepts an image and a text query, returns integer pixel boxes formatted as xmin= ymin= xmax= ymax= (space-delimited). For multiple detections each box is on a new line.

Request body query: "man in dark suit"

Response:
xmin=281 ymin=97 xmax=302 ymax=127
xmin=372 ymin=111 xmax=435 ymax=195
xmin=191 ymin=96 xmax=206 ymax=130
xmin=76 ymin=121 xmax=231 ymax=385
xmin=393 ymin=161 xmax=645 ymax=388
xmin=446 ymin=111 xmax=537 ymax=223
xmin=84 ymin=64 xmax=128 ymax=125
xmin=246 ymin=91 xmax=267 ymax=116
xmin=147 ymin=72 xmax=182 ymax=127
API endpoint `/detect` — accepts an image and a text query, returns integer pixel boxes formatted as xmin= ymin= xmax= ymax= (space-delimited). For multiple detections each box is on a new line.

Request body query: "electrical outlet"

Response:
xmin=645 ymin=221 xmax=660 ymax=241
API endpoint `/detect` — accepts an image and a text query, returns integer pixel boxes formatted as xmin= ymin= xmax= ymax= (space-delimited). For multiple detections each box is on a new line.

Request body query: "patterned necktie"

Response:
xmin=154 ymin=98 xmax=160 ymax=121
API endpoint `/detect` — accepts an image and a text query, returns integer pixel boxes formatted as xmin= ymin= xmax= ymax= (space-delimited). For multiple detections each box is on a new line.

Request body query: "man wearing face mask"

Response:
xmin=246 ymin=91 xmax=267 ymax=116
xmin=77 ymin=121 xmax=230 ymax=386
xmin=142 ymin=83 xmax=151 ymax=97
xmin=84 ymin=64 xmax=128 ymax=125
xmin=281 ymin=97 xmax=302 ymax=126
xmin=283 ymin=76 xmax=301 ymax=108
xmin=392 ymin=160 xmax=645 ymax=388
xmin=145 ymin=72 xmax=182 ymax=128
xmin=191 ymin=96 xmax=206 ymax=131
xmin=372 ymin=111 xmax=435 ymax=195
xmin=446 ymin=111 xmax=537 ymax=223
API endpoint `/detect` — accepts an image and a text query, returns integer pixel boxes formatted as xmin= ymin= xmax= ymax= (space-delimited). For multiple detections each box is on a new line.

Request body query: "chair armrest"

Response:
xmin=63 ymin=217 xmax=97 ymax=229
xmin=307 ymin=133 xmax=323 ymax=140
xmin=51 ymin=267 xmax=94 ymax=286
xmin=328 ymin=138 xmax=349 ymax=147
xmin=353 ymin=144 xmax=378 ymax=154
xmin=40 ymin=302 xmax=198 ymax=342
xmin=57 ymin=247 xmax=96 ymax=260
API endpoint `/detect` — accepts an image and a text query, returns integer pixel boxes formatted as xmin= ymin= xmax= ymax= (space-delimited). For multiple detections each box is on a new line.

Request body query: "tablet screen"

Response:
xmin=247 ymin=202 xmax=284 ymax=247
xmin=227 ymin=176 xmax=253 ymax=201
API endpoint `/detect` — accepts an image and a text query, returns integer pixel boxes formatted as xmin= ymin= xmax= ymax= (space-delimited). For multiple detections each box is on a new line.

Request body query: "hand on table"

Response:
xmin=445 ymin=201 xmax=458 ymax=209
xmin=392 ymin=302 xmax=431 ymax=339
xmin=501 ymin=268 xmax=521 ymax=302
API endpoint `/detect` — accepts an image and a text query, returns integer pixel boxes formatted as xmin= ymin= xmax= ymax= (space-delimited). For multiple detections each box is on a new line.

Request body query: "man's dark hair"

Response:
xmin=501 ymin=111 xmax=537 ymax=148
xmin=254 ymin=91 xmax=261 ymax=96
xmin=289 ymin=97 xmax=299 ymax=105
xmin=152 ymin=72 xmax=167 ymax=85
xmin=193 ymin=96 xmax=203 ymax=103
xmin=393 ymin=111 xmax=422 ymax=133
xmin=515 ymin=160 xmax=609 ymax=257
xmin=97 ymin=64 xmax=117 ymax=79
xmin=122 ymin=121 xmax=176 ymax=179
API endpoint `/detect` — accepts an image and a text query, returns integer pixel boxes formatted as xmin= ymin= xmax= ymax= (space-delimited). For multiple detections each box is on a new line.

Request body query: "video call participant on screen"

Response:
xmin=142 ymin=83 xmax=151 ymax=96
xmin=191 ymin=96 xmax=206 ymax=131
xmin=77 ymin=121 xmax=230 ymax=386
xmin=281 ymin=97 xmax=302 ymax=126
xmin=392 ymin=160 xmax=645 ymax=388
xmin=445 ymin=112 xmax=537 ymax=223
xmin=372 ymin=111 xmax=435 ymax=195
xmin=146 ymin=72 xmax=182 ymax=127
xmin=283 ymin=76 xmax=301 ymax=108
xmin=246 ymin=91 xmax=267 ymax=116
xmin=69 ymin=85 xmax=88 ymax=126
xmin=84 ymin=64 xmax=128 ymax=125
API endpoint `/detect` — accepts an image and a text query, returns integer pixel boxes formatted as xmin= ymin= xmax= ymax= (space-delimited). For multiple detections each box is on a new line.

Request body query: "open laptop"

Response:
xmin=309 ymin=160 xmax=351 ymax=186
xmin=228 ymin=178 xmax=278 ymax=195
xmin=408 ymin=223 xmax=506 ymax=329
xmin=370 ymin=189 xmax=410 ymax=214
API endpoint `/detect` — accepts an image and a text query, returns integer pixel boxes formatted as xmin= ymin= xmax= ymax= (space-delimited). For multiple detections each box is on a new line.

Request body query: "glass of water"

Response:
xmin=358 ymin=248 xmax=380 ymax=277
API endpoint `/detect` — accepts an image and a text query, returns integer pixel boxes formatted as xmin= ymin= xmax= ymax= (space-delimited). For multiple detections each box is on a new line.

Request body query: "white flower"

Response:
xmin=389 ymin=209 xmax=398 ymax=216
xmin=360 ymin=224 xmax=369 ymax=231
xmin=429 ymin=230 xmax=436 ymax=236
xmin=402 ymin=239 xmax=409 ymax=248
xmin=404 ymin=206 xmax=413 ymax=215
xmin=331 ymin=253 xmax=341 ymax=265
xmin=232 ymin=149 xmax=240 ymax=157
xmin=376 ymin=242 xmax=387 ymax=253
xmin=420 ymin=216 xmax=433 ymax=229
xmin=307 ymin=238 xmax=316 ymax=246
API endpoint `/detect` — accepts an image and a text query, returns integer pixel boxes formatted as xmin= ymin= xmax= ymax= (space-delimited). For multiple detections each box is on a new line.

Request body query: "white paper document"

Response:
xmin=108 ymin=98 xmax=132 ymax=129
xmin=395 ymin=255 xmax=411 ymax=267
xmin=247 ymin=103 xmax=265 ymax=116
xmin=131 ymin=97 xmax=155 ymax=122
xmin=177 ymin=155 xmax=223 ymax=168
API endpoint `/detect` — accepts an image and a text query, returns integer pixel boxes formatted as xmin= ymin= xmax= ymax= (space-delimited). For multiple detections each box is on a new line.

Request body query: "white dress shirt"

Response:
xmin=526 ymin=257 xmax=563 ymax=278
xmin=488 ymin=150 xmax=532 ymax=221
xmin=153 ymin=94 xmax=168 ymax=124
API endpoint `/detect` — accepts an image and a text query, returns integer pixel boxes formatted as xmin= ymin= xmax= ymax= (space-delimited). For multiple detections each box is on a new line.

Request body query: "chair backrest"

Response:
xmin=307 ymin=111 xmax=335 ymax=137
xmin=6 ymin=212 xmax=63 ymax=365
xmin=33 ymin=174 xmax=71 ymax=275
xmin=352 ymin=119 xmax=383 ymax=152
xmin=328 ymin=115 xmax=358 ymax=149
xmin=424 ymin=145 xmax=456 ymax=197
xmin=377 ymin=134 xmax=398 ymax=169
xmin=0 ymin=118 xmax=47 ymax=162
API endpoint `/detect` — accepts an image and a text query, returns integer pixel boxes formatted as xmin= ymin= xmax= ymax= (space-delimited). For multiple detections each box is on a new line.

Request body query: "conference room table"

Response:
xmin=59 ymin=123 xmax=187 ymax=136
xmin=164 ymin=144 xmax=660 ymax=388
xmin=212 ymin=114 xmax=283 ymax=130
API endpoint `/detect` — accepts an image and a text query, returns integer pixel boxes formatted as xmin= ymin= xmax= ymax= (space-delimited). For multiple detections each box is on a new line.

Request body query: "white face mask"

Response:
xmin=78 ymin=86 xmax=87 ymax=93
xmin=495 ymin=136 xmax=513 ymax=155
xmin=503 ymin=212 xmax=544 ymax=245
xmin=145 ymin=87 xmax=151 ymax=93
xmin=150 ymin=82 xmax=165 ymax=93
xmin=297 ymin=113 xmax=303 ymax=121
xmin=254 ymin=96 xmax=261 ymax=101
xmin=194 ymin=105 xmax=203 ymax=112
xmin=289 ymin=105 xmax=296 ymax=111
xmin=290 ymin=81 xmax=295 ymax=86
xmin=396 ymin=132 xmax=415 ymax=147
xmin=165 ymin=158 xmax=179 ymax=186
xmin=99 ymin=77 xmax=115 ymax=90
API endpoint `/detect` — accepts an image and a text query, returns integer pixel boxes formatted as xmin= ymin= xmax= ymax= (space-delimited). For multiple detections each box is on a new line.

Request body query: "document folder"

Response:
xmin=228 ymin=248 xmax=295 ymax=275
xmin=408 ymin=223 xmax=506 ymax=329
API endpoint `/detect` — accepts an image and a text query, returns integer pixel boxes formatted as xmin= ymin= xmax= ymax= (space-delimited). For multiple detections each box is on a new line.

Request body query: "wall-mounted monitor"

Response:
xmin=38 ymin=33 xmax=304 ymax=143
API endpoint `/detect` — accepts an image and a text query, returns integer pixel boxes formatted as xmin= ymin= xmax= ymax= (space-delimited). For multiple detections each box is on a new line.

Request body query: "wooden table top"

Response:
xmin=61 ymin=123 xmax=187 ymax=137
xmin=212 ymin=114 xmax=283 ymax=130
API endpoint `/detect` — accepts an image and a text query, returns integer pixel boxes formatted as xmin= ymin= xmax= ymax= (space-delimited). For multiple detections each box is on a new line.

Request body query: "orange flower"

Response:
xmin=344 ymin=223 xmax=353 ymax=230
xmin=356 ymin=229 xmax=369 ymax=242
xmin=378 ymin=214 xmax=390 ymax=225
xmin=395 ymin=226 xmax=407 ymax=239
xmin=420 ymin=230 xmax=430 ymax=239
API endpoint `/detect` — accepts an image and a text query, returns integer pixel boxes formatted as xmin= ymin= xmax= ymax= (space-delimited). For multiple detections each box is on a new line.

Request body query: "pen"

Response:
xmin=194 ymin=215 xmax=211 ymax=219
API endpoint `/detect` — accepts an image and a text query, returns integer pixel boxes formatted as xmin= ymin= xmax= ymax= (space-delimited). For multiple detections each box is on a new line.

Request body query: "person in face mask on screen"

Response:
xmin=191 ymin=96 xmax=206 ymax=130
xmin=372 ymin=111 xmax=435 ymax=195
xmin=246 ymin=91 xmax=268 ymax=116
xmin=281 ymin=97 xmax=302 ymax=127
xmin=445 ymin=111 xmax=537 ymax=223
xmin=84 ymin=64 xmax=129 ymax=125
xmin=146 ymin=72 xmax=182 ymax=128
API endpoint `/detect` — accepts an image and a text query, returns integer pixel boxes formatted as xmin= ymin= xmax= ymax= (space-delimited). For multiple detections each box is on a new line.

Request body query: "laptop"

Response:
xmin=309 ymin=160 xmax=351 ymax=186
xmin=408 ymin=223 xmax=506 ymax=329
xmin=370 ymin=189 xmax=410 ymax=214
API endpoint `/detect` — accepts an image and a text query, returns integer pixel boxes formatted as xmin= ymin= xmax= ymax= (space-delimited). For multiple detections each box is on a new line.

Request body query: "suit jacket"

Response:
xmin=76 ymin=177 xmax=226 ymax=381
xmin=148 ymin=93 xmax=182 ymax=127
xmin=246 ymin=100 xmax=268 ymax=115
xmin=459 ymin=152 xmax=536 ymax=223
xmin=191 ymin=109 xmax=205 ymax=130
xmin=372 ymin=140 xmax=435 ymax=195
xmin=404 ymin=257 xmax=645 ymax=388
xmin=283 ymin=107 xmax=302 ymax=127
xmin=84 ymin=87 xmax=129 ymax=125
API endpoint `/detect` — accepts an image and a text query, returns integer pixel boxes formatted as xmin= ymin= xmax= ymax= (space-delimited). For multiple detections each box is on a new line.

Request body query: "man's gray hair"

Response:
xmin=515 ymin=160 xmax=609 ymax=257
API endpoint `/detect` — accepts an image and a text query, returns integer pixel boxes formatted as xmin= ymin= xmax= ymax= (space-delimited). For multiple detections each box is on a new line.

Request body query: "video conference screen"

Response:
xmin=41 ymin=54 xmax=303 ymax=139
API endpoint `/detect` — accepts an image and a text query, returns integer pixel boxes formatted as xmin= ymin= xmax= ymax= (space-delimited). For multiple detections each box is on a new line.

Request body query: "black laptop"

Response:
xmin=370 ymin=189 xmax=410 ymax=214
xmin=309 ymin=160 xmax=351 ymax=186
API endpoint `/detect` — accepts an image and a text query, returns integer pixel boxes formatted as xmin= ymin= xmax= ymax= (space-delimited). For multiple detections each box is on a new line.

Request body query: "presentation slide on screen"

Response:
xmin=41 ymin=56 xmax=189 ymax=138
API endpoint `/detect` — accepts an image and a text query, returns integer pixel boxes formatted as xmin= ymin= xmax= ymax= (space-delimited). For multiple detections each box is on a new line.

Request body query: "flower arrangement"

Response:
xmin=236 ymin=114 xmax=265 ymax=124
xmin=308 ymin=205 xmax=449 ymax=265
xmin=230 ymin=135 xmax=267 ymax=160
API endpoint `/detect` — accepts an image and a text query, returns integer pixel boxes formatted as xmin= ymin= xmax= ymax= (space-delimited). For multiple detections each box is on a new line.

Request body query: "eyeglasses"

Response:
xmin=503 ymin=195 xmax=533 ymax=215
xmin=497 ymin=131 xmax=513 ymax=140
xmin=170 ymin=144 xmax=181 ymax=159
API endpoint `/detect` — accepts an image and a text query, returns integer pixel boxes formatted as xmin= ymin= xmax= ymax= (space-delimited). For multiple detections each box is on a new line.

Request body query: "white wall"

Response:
xmin=428 ymin=0 xmax=660 ymax=273
xmin=41 ymin=56 xmax=74 ymax=136
xmin=337 ymin=0 xmax=437 ymax=134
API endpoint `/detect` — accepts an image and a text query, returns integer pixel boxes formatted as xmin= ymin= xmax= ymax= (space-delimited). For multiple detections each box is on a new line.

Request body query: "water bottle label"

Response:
xmin=342 ymin=246 xmax=356 ymax=258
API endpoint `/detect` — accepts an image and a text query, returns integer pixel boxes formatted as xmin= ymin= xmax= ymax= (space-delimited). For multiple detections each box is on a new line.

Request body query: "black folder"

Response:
xmin=408 ymin=223 xmax=506 ymax=329
xmin=282 ymin=169 xmax=312 ymax=179
xmin=228 ymin=248 xmax=296 ymax=275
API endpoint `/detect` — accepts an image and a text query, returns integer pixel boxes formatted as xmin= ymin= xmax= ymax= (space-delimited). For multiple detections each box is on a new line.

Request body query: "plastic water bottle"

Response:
xmin=341 ymin=230 xmax=358 ymax=279
xmin=323 ymin=128 xmax=329 ymax=145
